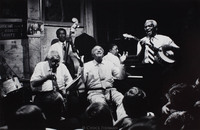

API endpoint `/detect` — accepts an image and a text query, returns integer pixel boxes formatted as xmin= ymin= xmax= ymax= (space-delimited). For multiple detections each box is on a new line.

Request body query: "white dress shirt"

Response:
xmin=30 ymin=61 xmax=73 ymax=92
xmin=137 ymin=34 xmax=179 ymax=64
xmin=104 ymin=52 xmax=121 ymax=67
xmin=48 ymin=41 xmax=73 ymax=63
xmin=83 ymin=59 xmax=124 ymax=89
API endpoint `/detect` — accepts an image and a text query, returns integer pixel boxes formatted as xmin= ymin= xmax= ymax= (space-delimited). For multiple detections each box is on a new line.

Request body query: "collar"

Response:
xmin=93 ymin=59 xmax=105 ymax=66
xmin=59 ymin=41 xmax=66 ymax=46
xmin=148 ymin=34 xmax=158 ymax=40
xmin=107 ymin=52 xmax=119 ymax=58
xmin=107 ymin=52 xmax=115 ymax=56
xmin=45 ymin=61 xmax=51 ymax=71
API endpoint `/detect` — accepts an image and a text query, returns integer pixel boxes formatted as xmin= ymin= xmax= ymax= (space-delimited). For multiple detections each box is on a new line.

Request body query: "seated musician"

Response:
xmin=30 ymin=50 xmax=73 ymax=127
xmin=83 ymin=45 xmax=128 ymax=124
xmin=104 ymin=43 xmax=129 ymax=94
xmin=104 ymin=43 xmax=128 ymax=79
xmin=136 ymin=19 xmax=180 ymax=116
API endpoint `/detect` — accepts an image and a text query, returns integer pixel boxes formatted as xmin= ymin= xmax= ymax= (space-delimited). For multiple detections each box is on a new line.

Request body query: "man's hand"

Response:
xmin=46 ymin=73 xmax=56 ymax=81
xmin=77 ymin=66 xmax=84 ymax=77
xmin=31 ymin=73 xmax=56 ymax=88
xmin=162 ymin=104 xmax=170 ymax=114
xmin=120 ymin=51 xmax=128 ymax=63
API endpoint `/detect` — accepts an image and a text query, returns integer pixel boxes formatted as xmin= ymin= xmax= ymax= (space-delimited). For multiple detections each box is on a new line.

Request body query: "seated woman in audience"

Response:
xmin=115 ymin=87 xmax=155 ymax=130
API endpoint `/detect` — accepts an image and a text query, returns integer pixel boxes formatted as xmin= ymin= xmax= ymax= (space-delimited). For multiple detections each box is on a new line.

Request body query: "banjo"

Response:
xmin=123 ymin=33 xmax=176 ymax=65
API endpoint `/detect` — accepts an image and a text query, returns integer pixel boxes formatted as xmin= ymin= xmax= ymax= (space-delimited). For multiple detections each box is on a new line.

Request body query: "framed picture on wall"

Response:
xmin=27 ymin=20 xmax=44 ymax=37
xmin=43 ymin=0 xmax=83 ymax=26
xmin=28 ymin=0 xmax=41 ymax=20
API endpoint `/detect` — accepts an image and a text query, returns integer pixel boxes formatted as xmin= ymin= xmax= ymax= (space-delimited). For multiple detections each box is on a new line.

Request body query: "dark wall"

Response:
xmin=0 ymin=0 xmax=27 ymax=18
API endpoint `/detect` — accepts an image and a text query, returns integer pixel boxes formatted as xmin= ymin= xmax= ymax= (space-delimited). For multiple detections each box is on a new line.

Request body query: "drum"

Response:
xmin=1 ymin=77 xmax=22 ymax=97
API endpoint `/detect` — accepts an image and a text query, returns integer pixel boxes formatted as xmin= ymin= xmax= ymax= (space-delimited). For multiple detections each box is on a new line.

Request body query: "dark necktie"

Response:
xmin=62 ymin=42 xmax=67 ymax=62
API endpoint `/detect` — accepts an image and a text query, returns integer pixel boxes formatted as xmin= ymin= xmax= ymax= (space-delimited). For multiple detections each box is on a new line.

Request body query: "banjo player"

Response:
xmin=136 ymin=19 xmax=180 ymax=116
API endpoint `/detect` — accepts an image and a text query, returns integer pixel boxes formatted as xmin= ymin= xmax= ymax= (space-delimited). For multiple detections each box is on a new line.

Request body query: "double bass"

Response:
xmin=63 ymin=18 xmax=86 ymax=99
xmin=64 ymin=18 xmax=83 ymax=79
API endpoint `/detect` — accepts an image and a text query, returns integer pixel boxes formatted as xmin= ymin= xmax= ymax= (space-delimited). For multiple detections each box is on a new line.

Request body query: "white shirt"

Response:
xmin=48 ymin=41 xmax=73 ymax=63
xmin=30 ymin=61 xmax=73 ymax=92
xmin=104 ymin=52 xmax=121 ymax=67
xmin=137 ymin=34 xmax=179 ymax=64
xmin=83 ymin=60 xmax=124 ymax=89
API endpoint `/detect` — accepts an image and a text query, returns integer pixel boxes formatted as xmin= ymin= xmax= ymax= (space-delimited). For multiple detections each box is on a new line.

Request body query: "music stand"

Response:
xmin=65 ymin=75 xmax=82 ymax=92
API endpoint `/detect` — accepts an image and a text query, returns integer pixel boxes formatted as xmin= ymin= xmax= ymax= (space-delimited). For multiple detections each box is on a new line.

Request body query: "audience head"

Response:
xmin=167 ymin=83 xmax=196 ymax=110
xmin=56 ymin=28 xmax=67 ymax=42
xmin=144 ymin=19 xmax=157 ymax=37
xmin=127 ymin=116 xmax=158 ymax=130
xmin=83 ymin=102 xmax=113 ymax=127
xmin=123 ymin=87 xmax=148 ymax=118
xmin=91 ymin=45 xmax=104 ymax=63
xmin=164 ymin=111 xmax=192 ymax=130
xmin=8 ymin=105 xmax=46 ymax=130
xmin=164 ymin=103 xmax=200 ymax=130
xmin=163 ymin=82 xmax=200 ymax=130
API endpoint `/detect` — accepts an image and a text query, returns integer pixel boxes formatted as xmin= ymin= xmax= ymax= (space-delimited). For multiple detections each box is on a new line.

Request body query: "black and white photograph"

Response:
xmin=0 ymin=0 xmax=200 ymax=130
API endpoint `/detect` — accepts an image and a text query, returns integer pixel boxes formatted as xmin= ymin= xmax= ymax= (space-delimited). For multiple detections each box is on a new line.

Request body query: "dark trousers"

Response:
xmin=142 ymin=64 xmax=165 ymax=116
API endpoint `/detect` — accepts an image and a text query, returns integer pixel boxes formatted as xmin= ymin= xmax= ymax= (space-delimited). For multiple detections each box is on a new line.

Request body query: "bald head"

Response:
xmin=91 ymin=45 xmax=104 ymax=63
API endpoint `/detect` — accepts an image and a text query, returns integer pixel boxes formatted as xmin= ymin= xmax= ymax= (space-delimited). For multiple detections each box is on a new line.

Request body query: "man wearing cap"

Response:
xmin=137 ymin=19 xmax=179 ymax=64
xmin=136 ymin=19 xmax=180 ymax=116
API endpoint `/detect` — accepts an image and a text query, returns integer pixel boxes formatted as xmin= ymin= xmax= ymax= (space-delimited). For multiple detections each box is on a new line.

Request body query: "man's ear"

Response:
xmin=154 ymin=26 xmax=158 ymax=32
xmin=194 ymin=78 xmax=200 ymax=88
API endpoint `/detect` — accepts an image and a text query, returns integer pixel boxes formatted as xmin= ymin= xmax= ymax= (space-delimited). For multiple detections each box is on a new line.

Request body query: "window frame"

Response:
xmin=42 ymin=0 xmax=84 ymax=27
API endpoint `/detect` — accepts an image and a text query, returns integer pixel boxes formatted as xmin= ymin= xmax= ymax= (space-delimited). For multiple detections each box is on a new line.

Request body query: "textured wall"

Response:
xmin=0 ymin=39 xmax=24 ymax=78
